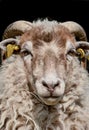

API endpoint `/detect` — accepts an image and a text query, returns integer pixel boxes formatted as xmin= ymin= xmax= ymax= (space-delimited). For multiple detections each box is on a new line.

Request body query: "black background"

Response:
xmin=0 ymin=0 xmax=89 ymax=40
xmin=0 ymin=0 xmax=89 ymax=69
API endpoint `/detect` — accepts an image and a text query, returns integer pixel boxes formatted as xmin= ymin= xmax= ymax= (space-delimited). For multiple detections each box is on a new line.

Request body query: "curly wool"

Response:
xmin=0 ymin=55 xmax=89 ymax=130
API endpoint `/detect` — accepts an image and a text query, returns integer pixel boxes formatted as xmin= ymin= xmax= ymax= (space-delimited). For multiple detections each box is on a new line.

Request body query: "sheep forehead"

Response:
xmin=35 ymin=41 xmax=60 ymax=56
xmin=21 ymin=19 xmax=74 ymax=46
xmin=32 ymin=40 xmax=70 ymax=60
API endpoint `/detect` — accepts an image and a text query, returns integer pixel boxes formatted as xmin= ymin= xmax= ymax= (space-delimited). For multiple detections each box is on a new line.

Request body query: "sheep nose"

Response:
xmin=42 ymin=80 xmax=60 ymax=92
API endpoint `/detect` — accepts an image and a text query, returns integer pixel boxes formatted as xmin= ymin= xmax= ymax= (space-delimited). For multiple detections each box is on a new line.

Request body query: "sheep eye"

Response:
xmin=21 ymin=50 xmax=33 ymax=57
xmin=23 ymin=50 xmax=30 ymax=56
xmin=67 ymin=49 xmax=76 ymax=56
xmin=66 ymin=49 xmax=76 ymax=61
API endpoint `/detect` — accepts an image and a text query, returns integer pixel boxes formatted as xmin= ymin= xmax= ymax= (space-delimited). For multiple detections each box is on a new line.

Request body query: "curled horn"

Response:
xmin=61 ymin=21 xmax=87 ymax=41
xmin=2 ymin=20 xmax=32 ymax=40
xmin=0 ymin=20 xmax=32 ymax=64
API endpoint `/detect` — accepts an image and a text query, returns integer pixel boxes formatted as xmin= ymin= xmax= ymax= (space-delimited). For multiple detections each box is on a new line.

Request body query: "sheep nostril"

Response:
xmin=42 ymin=81 xmax=48 ymax=88
xmin=54 ymin=81 xmax=59 ymax=88
xmin=42 ymin=80 xmax=60 ymax=88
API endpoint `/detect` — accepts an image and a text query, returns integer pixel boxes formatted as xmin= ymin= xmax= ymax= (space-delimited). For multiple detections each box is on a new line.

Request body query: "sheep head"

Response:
xmin=0 ymin=19 xmax=89 ymax=105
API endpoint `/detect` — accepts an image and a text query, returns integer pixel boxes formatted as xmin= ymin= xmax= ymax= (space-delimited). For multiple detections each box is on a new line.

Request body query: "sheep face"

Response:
xmin=20 ymin=26 xmax=76 ymax=105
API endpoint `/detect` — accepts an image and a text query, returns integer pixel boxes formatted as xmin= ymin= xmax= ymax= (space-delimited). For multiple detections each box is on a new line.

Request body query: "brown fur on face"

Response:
xmin=20 ymin=25 xmax=75 ymax=48
xmin=19 ymin=22 xmax=77 ymax=106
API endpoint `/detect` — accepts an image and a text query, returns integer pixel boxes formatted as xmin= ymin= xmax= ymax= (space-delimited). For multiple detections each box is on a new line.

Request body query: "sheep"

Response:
xmin=0 ymin=19 xmax=89 ymax=130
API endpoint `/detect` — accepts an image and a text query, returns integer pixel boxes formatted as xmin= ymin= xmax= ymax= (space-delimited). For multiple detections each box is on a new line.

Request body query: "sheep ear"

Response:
xmin=5 ymin=44 xmax=20 ymax=58
xmin=76 ymin=41 xmax=89 ymax=60
xmin=0 ymin=38 xmax=20 ymax=63
xmin=75 ymin=41 xmax=89 ymax=69
xmin=0 ymin=38 xmax=20 ymax=50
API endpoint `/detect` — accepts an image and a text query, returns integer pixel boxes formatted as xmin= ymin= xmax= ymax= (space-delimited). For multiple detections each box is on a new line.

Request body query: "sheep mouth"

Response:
xmin=42 ymin=95 xmax=60 ymax=98
xmin=31 ymin=92 xmax=63 ymax=105
xmin=39 ymin=96 xmax=62 ymax=105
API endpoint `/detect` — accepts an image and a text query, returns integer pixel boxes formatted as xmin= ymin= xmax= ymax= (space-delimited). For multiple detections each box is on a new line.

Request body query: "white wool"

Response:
xmin=0 ymin=55 xmax=89 ymax=130
xmin=0 ymin=19 xmax=89 ymax=130
xmin=33 ymin=18 xmax=59 ymax=33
